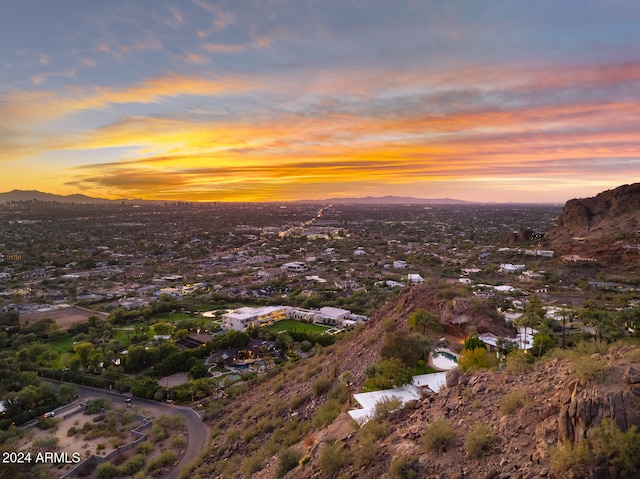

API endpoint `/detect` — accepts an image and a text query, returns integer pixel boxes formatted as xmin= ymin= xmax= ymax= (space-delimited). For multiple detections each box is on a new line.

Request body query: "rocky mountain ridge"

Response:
xmin=548 ymin=183 xmax=640 ymax=242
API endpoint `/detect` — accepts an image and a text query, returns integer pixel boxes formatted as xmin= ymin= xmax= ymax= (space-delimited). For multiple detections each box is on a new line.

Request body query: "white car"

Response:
xmin=43 ymin=411 xmax=56 ymax=418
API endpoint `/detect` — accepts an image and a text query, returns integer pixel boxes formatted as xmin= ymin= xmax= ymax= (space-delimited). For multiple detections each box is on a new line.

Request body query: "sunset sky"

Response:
xmin=2 ymin=1 xmax=640 ymax=203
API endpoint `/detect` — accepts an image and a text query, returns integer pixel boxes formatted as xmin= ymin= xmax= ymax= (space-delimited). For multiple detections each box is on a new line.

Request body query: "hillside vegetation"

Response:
xmin=181 ymin=280 xmax=640 ymax=479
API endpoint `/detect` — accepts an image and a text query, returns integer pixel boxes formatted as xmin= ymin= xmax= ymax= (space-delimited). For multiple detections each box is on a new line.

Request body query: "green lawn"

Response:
xmin=46 ymin=335 xmax=74 ymax=354
xmin=264 ymin=319 xmax=331 ymax=334
xmin=150 ymin=312 xmax=194 ymax=322
xmin=113 ymin=329 xmax=134 ymax=345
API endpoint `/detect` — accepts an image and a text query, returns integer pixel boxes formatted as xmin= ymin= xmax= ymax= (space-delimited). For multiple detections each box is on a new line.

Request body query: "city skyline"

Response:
xmin=2 ymin=1 xmax=640 ymax=203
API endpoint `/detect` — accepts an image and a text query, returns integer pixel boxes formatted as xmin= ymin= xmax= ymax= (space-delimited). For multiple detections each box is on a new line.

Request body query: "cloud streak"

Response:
xmin=4 ymin=0 xmax=640 ymax=201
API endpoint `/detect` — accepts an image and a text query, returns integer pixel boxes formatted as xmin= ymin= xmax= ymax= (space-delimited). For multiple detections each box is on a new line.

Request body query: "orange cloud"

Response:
xmin=1 ymin=73 xmax=254 ymax=127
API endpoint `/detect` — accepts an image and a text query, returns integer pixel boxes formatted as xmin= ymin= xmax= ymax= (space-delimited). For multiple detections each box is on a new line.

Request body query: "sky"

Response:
xmin=2 ymin=0 xmax=640 ymax=203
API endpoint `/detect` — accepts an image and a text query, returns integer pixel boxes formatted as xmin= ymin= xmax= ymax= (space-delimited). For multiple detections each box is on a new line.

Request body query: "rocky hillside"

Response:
xmin=547 ymin=183 xmax=640 ymax=267
xmin=374 ymin=279 xmax=512 ymax=339
xmin=184 ymin=283 xmax=638 ymax=479
xmin=548 ymin=183 xmax=640 ymax=243
xmin=278 ymin=345 xmax=640 ymax=479
xmin=182 ymin=282 xmax=513 ymax=478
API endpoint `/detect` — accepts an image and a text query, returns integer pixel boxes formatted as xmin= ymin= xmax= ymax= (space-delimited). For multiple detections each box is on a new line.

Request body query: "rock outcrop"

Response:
xmin=558 ymin=381 xmax=640 ymax=443
xmin=548 ymin=183 xmax=640 ymax=241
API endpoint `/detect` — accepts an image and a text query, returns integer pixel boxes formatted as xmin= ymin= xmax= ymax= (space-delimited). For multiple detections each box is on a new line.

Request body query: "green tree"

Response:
xmin=188 ymin=361 xmax=209 ymax=380
xmin=463 ymin=336 xmax=487 ymax=351
xmin=458 ymin=348 xmax=497 ymax=373
xmin=407 ymin=308 xmax=440 ymax=334
xmin=17 ymin=385 xmax=43 ymax=410
xmin=368 ymin=358 xmax=414 ymax=389
xmin=558 ymin=308 xmax=573 ymax=349
xmin=125 ymin=345 xmax=149 ymax=373
xmin=533 ymin=330 xmax=555 ymax=358
xmin=58 ymin=383 xmax=77 ymax=403
xmin=152 ymin=322 xmax=173 ymax=336
xmin=413 ymin=334 xmax=435 ymax=369
xmin=73 ymin=342 xmax=93 ymax=368
xmin=380 ymin=330 xmax=423 ymax=367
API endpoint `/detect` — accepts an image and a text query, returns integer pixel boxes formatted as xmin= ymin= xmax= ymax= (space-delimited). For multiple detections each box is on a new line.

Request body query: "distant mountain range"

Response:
xmin=0 ymin=190 xmax=472 ymax=205
xmin=0 ymin=190 xmax=114 ymax=203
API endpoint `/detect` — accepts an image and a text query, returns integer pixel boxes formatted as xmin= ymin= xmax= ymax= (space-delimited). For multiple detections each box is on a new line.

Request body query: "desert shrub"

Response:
xmin=304 ymin=364 xmax=322 ymax=379
xmin=591 ymin=418 xmax=640 ymax=477
xmin=550 ymin=441 xmax=591 ymax=476
xmin=327 ymin=383 xmax=349 ymax=404
xmin=272 ymin=378 xmax=285 ymax=393
xmin=147 ymin=450 xmax=177 ymax=471
xmin=170 ymin=434 xmax=187 ymax=449
xmin=95 ymin=462 xmax=119 ymax=479
xmin=67 ymin=426 xmax=78 ymax=437
xmin=136 ymin=441 xmax=153 ymax=454
xmin=241 ymin=452 xmax=265 ymax=476
xmin=85 ymin=398 xmax=110 ymax=414
xmin=353 ymin=419 xmax=392 ymax=467
xmin=290 ymin=392 xmax=311 ymax=409
xmin=381 ymin=318 xmax=395 ymax=332
xmin=353 ymin=437 xmax=379 ymax=468
xmin=500 ymin=388 xmax=528 ymax=416
xmin=574 ymin=339 xmax=609 ymax=356
xmin=150 ymin=423 xmax=168 ymax=443
xmin=312 ymin=399 xmax=341 ymax=428
xmin=155 ymin=413 xmax=185 ymax=430
xmin=569 ymin=355 xmax=610 ymax=384
xmin=276 ymin=447 xmax=303 ymax=478
xmin=33 ymin=435 xmax=59 ymax=449
xmin=388 ymin=454 xmax=418 ymax=479
xmin=421 ymin=419 xmax=455 ymax=453
xmin=504 ymin=350 xmax=534 ymax=374
xmin=359 ymin=418 xmax=387 ymax=438
xmin=312 ymin=376 xmax=333 ymax=397
xmin=272 ymin=418 xmax=311 ymax=447
xmin=464 ymin=422 xmax=497 ymax=459
xmin=318 ymin=441 xmax=348 ymax=478
xmin=458 ymin=348 xmax=498 ymax=373
xmin=118 ymin=454 xmax=146 ymax=476
xmin=373 ymin=395 xmax=403 ymax=420
xmin=37 ymin=417 xmax=58 ymax=430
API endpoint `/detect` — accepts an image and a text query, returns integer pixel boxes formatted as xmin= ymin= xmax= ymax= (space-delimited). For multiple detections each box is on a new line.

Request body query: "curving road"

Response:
xmin=44 ymin=380 xmax=208 ymax=479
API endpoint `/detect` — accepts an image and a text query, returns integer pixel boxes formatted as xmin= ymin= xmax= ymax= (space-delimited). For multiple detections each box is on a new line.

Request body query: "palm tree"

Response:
xmin=558 ymin=308 xmax=573 ymax=349
xmin=414 ymin=334 xmax=435 ymax=372
xmin=407 ymin=308 xmax=440 ymax=335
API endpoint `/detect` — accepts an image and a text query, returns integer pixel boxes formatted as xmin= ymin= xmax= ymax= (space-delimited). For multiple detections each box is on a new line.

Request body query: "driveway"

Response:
xmin=44 ymin=380 xmax=208 ymax=479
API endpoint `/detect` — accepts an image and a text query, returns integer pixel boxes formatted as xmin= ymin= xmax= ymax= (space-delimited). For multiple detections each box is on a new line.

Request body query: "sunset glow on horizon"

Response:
xmin=2 ymin=1 xmax=640 ymax=203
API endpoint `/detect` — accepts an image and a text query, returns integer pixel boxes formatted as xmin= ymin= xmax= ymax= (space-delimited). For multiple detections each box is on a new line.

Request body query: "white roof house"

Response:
xmin=500 ymin=264 xmax=525 ymax=273
xmin=222 ymin=306 xmax=287 ymax=331
xmin=349 ymin=372 xmax=447 ymax=425
xmin=317 ymin=306 xmax=351 ymax=324
xmin=479 ymin=327 xmax=536 ymax=351
xmin=281 ymin=261 xmax=307 ymax=272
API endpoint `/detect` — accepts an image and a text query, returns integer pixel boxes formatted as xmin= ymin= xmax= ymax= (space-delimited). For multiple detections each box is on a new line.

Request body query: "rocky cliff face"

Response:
xmin=548 ymin=183 xmax=640 ymax=241
xmin=558 ymin=365 xmax=640 ymax=444
xmin=302 ymin=347 xmax=639 ymax=479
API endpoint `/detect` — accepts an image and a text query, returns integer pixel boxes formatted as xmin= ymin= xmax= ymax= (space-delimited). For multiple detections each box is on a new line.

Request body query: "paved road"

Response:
xmin=44 ymin=380 xmax=208 ymax=479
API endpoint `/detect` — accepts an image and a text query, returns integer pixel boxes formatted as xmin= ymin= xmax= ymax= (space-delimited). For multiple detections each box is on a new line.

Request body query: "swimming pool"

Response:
xmin=431 ymin=349 xmax=459 ymax=370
